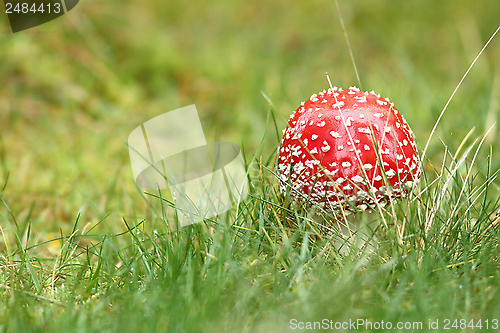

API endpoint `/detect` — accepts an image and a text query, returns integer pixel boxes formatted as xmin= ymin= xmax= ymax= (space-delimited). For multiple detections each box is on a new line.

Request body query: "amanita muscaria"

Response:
xmin=278 ymin=86 xmax=421 ymax=213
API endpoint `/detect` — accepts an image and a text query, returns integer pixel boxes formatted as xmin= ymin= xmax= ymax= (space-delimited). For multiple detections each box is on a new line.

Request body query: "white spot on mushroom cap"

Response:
xmin=352 ymin=175 xmax=364 ymax=183
xmin=318 ymin=121 xmax=326 ymax=127
xmin=330 ymin=131 xmax=340 ymax=138
xmin=321 ymin=141 xmax=331 ymax=152
xmin=357 ymin=190 xmax=368 ymax=198
xmin=354 ymin=96 xmax=367 ymax=103
xmin=305 ymin=160 xmax=319 ymax=168
xmin=293 ymin=161 xmax=305 ymax=174
xmin=342 ymin=162 xmax=351 ymax=168
xmin=386 ymin=169 xmax=396 ymax=178
xmin=363 ymin=163 xmax=373 ymax=170
xmin=364 ymin=145 xmax=370 ymax=151
xmin=332 ymin=101 xmax=344 ymax=109
xmin=311 ymin=134 xmax=318 ymax=140
xmin=324 ymin=169 xmax=338 ymax=176
xmin=337 ymin=145 xmax=344 ymax=151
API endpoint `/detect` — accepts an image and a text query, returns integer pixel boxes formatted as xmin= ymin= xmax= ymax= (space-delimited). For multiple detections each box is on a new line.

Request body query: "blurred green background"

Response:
xmin=0 ymin=0 xmax=499 ymax=240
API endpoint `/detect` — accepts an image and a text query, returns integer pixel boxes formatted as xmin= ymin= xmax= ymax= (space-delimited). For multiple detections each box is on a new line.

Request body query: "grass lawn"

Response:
xmin=0 ymin=0 xmax=500 ymax=331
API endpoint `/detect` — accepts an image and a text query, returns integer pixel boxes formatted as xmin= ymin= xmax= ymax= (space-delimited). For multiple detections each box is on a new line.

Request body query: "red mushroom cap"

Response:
xmin=278 ymin=87 xmax=421 ymax=213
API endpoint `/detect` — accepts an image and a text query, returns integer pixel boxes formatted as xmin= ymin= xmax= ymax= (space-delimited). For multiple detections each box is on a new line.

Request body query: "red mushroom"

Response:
xmin=278 ymin=86 xmax=420 ymax=213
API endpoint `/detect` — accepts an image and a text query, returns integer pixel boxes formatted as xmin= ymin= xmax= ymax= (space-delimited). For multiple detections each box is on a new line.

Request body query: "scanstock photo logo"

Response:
xmin=128 ymin=105 xmax=248 ymax=227
xmin=2 ymin=0 xmax=79 ymax=33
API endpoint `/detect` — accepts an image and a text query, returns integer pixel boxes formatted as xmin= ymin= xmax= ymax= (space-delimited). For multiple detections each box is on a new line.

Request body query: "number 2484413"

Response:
xmin=5 ymin=3 xmax=61 ymax=14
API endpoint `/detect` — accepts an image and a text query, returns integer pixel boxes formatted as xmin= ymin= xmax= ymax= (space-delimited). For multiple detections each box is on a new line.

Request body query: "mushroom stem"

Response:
xmin=315 ymin=214 xmax=378 ymax=256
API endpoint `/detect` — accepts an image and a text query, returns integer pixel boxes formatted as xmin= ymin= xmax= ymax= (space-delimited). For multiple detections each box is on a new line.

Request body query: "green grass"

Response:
xmin=1 ymin=0 xmax=500 ymax=332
